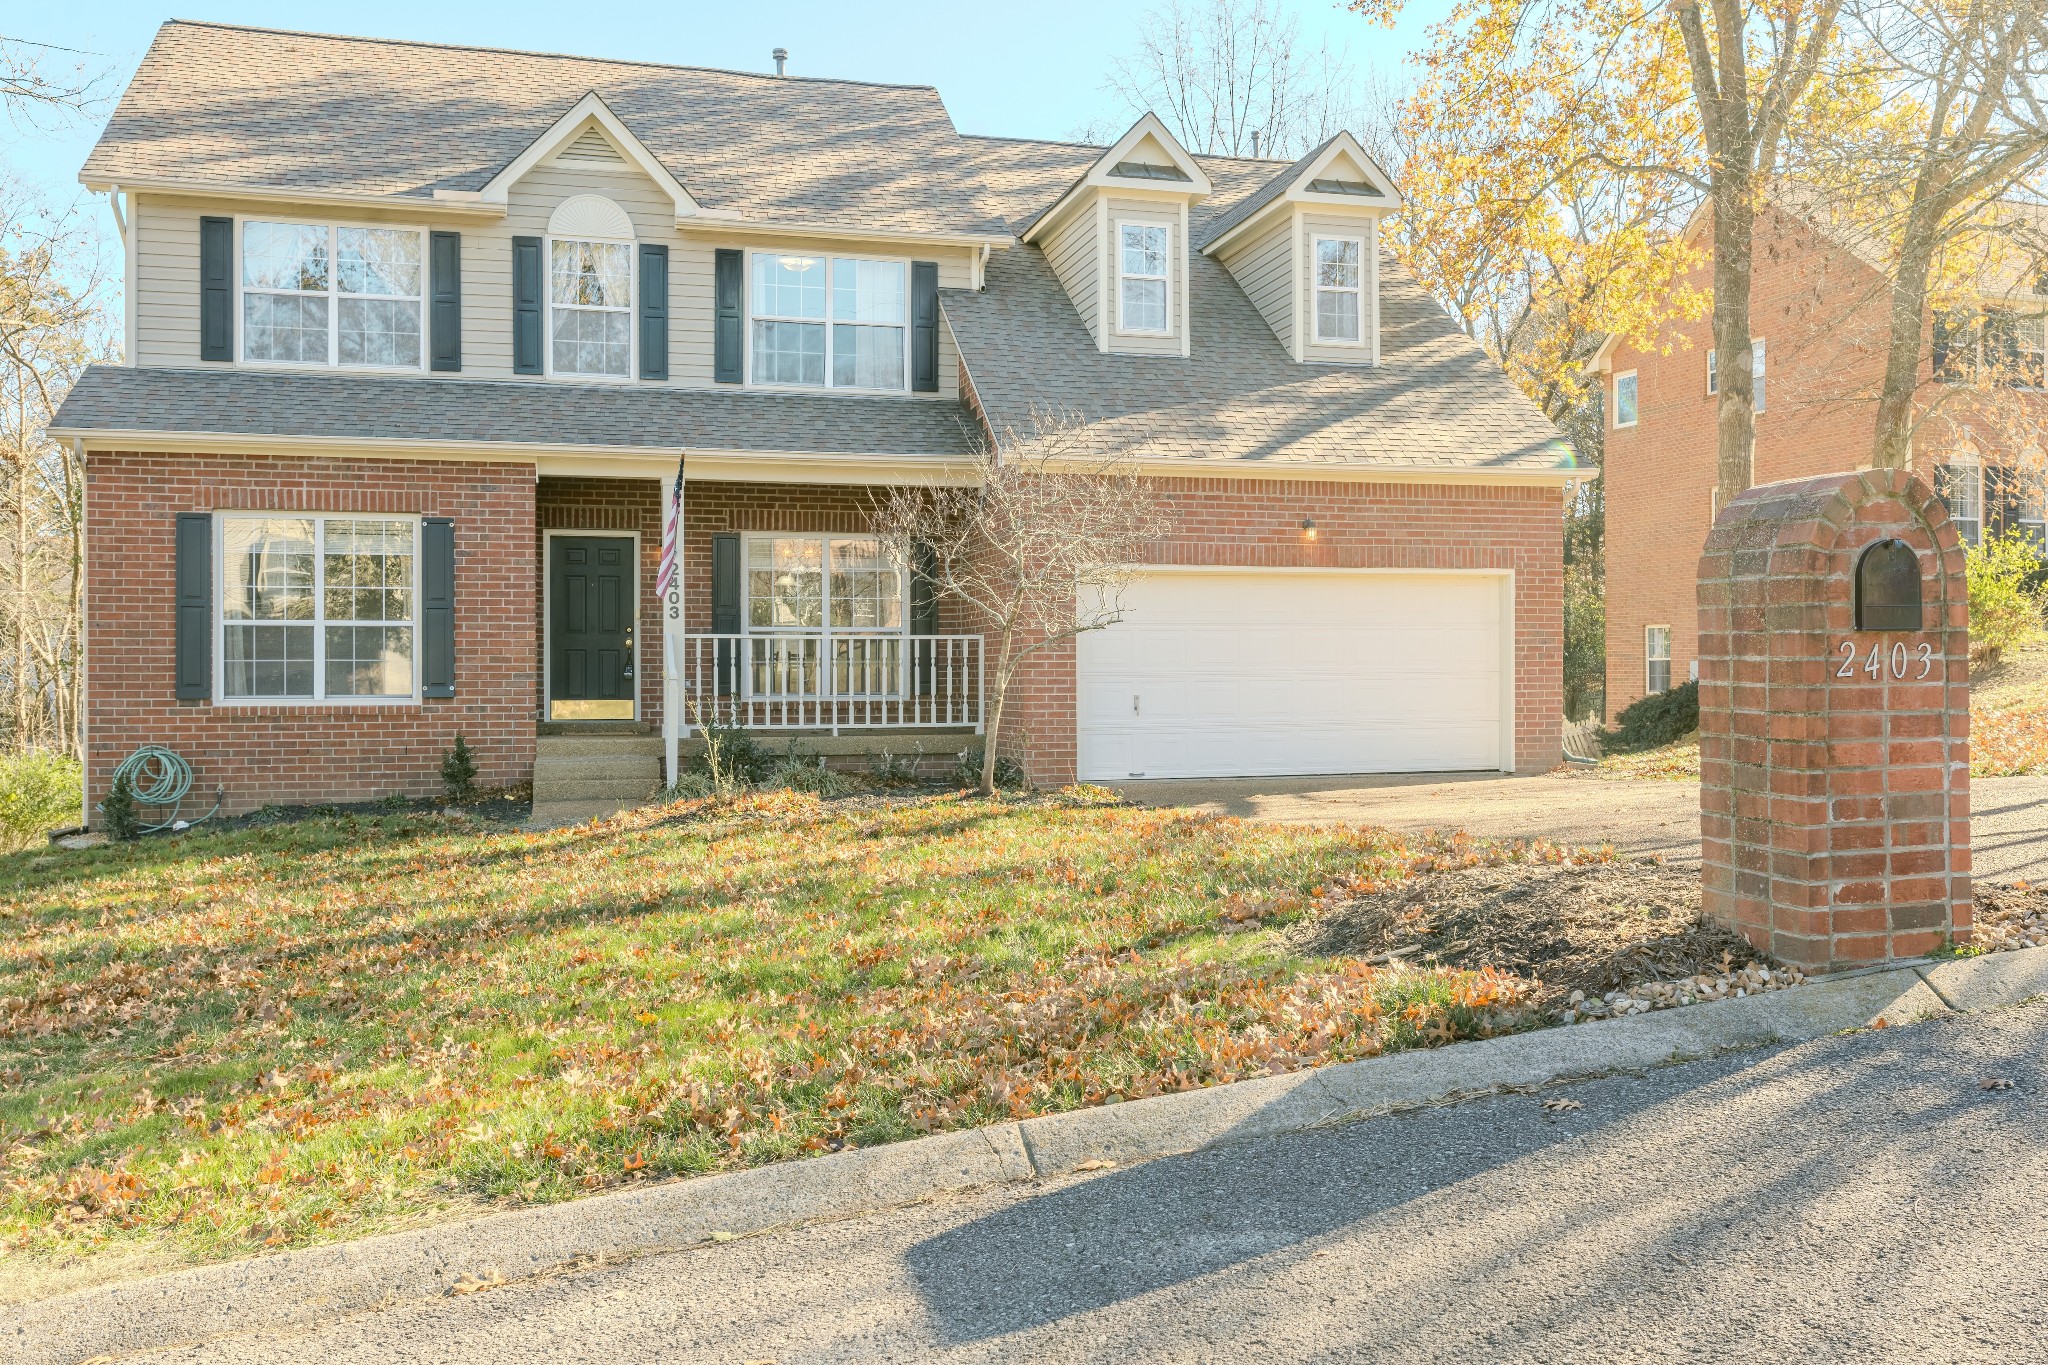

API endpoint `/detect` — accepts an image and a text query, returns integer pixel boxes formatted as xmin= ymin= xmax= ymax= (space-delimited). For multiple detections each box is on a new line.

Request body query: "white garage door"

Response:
xmin=1076 ymin=570 xmax=1509 ymax=781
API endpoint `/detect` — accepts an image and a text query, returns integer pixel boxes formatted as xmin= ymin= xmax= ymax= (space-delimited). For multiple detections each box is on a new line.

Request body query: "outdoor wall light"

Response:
xmin=1301 ymin=517 xmax=1318 ymax=540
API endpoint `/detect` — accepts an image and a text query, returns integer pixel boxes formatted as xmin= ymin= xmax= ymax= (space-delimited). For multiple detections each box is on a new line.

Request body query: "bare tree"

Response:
xmin=1093 ymin=0 xmax=1358 ymax=158
xmin=871 ymin=415 xmax=1169 ymax=796
xmin=0 ymin=34 xmax=104 ymax=128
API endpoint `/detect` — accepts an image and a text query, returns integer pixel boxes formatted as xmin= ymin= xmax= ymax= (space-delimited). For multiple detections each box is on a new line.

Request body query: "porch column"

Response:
xmin=661 ymin=463 xmax=684 ymax=785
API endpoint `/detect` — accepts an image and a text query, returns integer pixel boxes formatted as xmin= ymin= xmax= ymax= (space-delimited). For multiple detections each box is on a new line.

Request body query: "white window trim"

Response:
xmin=213 ymin=512 xmax=422 ymax=707
xmin=541 ymin=528 xmax=642 ymax=723
xmin=1614 ymin=370 xmax=1638 ymax=428
xmin=1705 ymin=341 xmax=1766 ymax=411
xmin=740 ymin=533 xmax=909 ymax=635
xmin=1645 ymin=624 xmax=1672 ymax=695
xmin=744 ymin=254 xmax=910 ymax=394
xmin=545 ymin=233 xmax=637 ymax=384
xmin=1753 ymin=336 xmax=1766 ymax=415
xmin=1706 ymin=348 xmax=1717 ymax=395
xmin=1309 ymin=233 xmax=1368 ymax=347
xmin=1113 ymin=218 xmax=1173 ymax=337
xmin=233 ymin=216 xmax=428 ymax=375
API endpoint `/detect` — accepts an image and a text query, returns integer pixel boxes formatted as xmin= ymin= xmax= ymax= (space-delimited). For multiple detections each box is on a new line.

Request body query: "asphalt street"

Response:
xmin=133 ymin=999 xmax=2048 ymax=1364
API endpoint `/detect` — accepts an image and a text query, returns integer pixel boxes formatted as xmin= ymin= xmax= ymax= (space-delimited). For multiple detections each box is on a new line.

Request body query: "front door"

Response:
xmin=548 ymin=535 xmax=636 ymax=721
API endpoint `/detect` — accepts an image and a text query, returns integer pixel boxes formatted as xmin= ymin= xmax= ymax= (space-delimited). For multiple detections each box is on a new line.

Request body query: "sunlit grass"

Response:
xmin=2 ymin=788 xmax=1539 ymax=1274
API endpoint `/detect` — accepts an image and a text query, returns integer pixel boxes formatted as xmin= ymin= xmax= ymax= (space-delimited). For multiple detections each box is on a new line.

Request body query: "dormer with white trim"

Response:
xmin=1020 ymin=114 xmax=1211 ymax=357
xmin=1201 ymin=132 xmax=1402 ymax=365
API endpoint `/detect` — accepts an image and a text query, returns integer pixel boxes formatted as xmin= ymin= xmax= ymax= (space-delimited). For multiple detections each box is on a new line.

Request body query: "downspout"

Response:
xmin=73 ymin=437 xmax=88 ymax=829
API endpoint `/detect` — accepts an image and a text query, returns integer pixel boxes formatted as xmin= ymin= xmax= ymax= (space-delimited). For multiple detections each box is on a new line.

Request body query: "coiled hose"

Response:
xmin=107 ymin=745 xmax=222 ymax=834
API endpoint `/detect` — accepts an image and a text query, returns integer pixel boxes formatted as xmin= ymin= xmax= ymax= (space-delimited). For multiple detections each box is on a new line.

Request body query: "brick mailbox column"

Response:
xmin=1697 ymin=469 xmax=1970 ymax=972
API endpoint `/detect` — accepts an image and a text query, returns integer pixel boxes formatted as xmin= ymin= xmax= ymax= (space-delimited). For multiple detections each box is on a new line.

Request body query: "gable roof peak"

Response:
xmin=1198 ymin=130 xmax=1403 ymax=254
xmin=479 ymin=89 xmax=705 ymax=219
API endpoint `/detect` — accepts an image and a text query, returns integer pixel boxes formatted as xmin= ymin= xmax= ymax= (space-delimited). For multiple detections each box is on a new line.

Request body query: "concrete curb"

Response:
xmin=17 ymin=950 xmax=2044 ymax=1365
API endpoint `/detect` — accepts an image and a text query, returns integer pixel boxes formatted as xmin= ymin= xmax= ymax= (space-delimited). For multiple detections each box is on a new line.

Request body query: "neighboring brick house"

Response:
xmin=1593 ymin=200 xmax=2048 ymax=719
xmin=54 ymin=21 xmax=1578 ymax=816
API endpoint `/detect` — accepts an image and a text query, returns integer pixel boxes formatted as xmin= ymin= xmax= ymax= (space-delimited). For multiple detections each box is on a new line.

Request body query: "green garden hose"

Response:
xmin=107 ymin=745 xmax=222 ymax=834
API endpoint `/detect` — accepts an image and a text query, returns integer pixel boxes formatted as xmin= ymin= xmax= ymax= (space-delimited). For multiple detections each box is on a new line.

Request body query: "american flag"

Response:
xmin=655 ymin=454 xmax=685 ymax=599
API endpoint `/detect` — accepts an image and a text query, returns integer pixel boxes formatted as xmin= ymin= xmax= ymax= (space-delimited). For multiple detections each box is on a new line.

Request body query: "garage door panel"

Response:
xmin=1079 ymin=571 xmax=1507 ymax=781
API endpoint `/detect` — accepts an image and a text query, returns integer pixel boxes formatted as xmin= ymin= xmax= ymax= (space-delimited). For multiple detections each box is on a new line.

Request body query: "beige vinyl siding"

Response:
xmin=133 ymin=195 xmax=201 ymax=365
xmin=1106 ymin=198 xmax=1182 ymax=357
xmin=1040 ymin=200 xmax=1102 ymax=347
xmin=124 ymin=173 xmax=968 ymax=400
xmin=1298 ymin=211 xmax=1378 ymax=366
xmin=1216 ymin=213 xmax=1295 ymax=359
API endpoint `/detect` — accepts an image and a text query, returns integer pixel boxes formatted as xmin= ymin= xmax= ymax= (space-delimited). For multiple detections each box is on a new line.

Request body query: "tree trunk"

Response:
xmin=1709 ymin=180 xmax=1759 ymax=511
xmin=1872 ymin=212 xmax=1943 ymax=471
xmin=980 ymin=623 xmax=1018 ymax=797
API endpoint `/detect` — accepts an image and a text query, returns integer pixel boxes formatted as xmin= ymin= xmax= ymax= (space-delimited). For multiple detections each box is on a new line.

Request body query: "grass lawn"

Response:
xmin=0 ymin=788 xmax=1561 ymax=1295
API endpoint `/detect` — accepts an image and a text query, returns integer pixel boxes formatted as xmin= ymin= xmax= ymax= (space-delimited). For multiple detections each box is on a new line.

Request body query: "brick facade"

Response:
xmin=85 ymin=456 xmax=1563 ymax=813
xmin=83 ymin=451 xmax=538 ymax=815
xmin=1698 ymin=469 xmax=1970 ymax=971
xmin=1603 ymin=205 xmax=1905 ymax=718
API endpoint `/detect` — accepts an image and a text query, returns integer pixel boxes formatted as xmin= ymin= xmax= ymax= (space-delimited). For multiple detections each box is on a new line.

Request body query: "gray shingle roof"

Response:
xmin=82 ymin=22 xmax=1007 ymax=238
xmin=49 ymin=365 xmax=979 ymax=457
xmin=940 ymin=242 xmax=1573 ymax=471
xmin=1194 ymin=136 xmax=1339 ymax=250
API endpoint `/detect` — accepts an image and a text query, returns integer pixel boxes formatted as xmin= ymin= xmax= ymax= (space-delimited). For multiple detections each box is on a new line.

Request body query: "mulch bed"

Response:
xmin=1971 ymin=882 xmax=2048 ymax=950
xmin=1292 ymin=859 xmax=1763 ymax=1009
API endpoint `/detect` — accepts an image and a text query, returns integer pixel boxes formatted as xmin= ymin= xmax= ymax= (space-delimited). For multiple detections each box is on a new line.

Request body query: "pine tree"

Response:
xmin=441 ymin=735 xmax=478 ymax=803
xmin=101 ymin=768 xmax=140 ymax=841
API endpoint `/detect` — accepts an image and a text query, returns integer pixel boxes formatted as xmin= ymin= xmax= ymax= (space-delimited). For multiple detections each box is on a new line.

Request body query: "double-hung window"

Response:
xmin=241 ymin=222 xmax=424 ymax=369
xmin=1613 ymin=371 xmax=1638 ymax=427
xmin=1312 ymin=235 xmax=1364 ymax=343
xmin=1645 ymin=625 xmax=1671 ymax=695
xmin=749 ymin=255 xmax=907 ymax=390
xmin=1705 ymin=341 xmax=1767 ymax=410
xmin=743 ymin=535 xmax=906 ymax=697
xmin=550 ymin=238 xmax=633 ymax=377
xmin=1937 ymin=461 xmax=1983 ymax=545
xmin=1116 ymin=223 xmax=1170 ymax=334
xmin=218 ymin=514 xmax=417 ymax=702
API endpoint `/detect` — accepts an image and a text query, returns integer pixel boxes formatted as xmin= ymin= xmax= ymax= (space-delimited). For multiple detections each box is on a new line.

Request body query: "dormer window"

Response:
xmin=1117 ymin=223 xmax=1170 ymax=335
xmin=1312 ymin=235 xmax=1365 ymax=344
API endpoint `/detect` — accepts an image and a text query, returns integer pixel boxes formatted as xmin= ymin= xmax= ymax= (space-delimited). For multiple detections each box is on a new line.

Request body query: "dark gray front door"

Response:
xmin=549 ymin=536 xmax=635 ymax=720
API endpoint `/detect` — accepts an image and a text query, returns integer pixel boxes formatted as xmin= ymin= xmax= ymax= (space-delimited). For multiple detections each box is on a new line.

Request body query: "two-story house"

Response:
xmin=53 ymin=21 xmax=1578 ymax=815
xmin=1593 ymin=198 xmax=2048 ymax=718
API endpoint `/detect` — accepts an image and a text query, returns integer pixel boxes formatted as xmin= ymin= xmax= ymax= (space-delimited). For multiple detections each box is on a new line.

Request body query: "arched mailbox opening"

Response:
xmin=1854 ymin=538 xmax=1923 ymax=631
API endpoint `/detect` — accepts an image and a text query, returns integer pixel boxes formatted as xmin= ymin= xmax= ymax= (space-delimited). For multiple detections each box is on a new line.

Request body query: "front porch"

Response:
xmin=534 ymin=472 xmax=985 ymax=801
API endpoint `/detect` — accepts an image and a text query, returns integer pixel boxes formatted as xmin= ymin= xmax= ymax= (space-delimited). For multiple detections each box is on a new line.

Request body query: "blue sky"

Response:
xmin=5 ymin=0 xmax=1448 ymax=288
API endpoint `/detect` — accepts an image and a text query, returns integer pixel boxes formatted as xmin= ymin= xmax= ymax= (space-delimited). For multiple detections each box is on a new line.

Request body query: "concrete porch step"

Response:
xmin=537 ymin=735 xmax=664 ymax=758
xmin=531 ymin=775 xmax=662 ymax=803
xmin=533 ymin=736 xmax=662 ymax=803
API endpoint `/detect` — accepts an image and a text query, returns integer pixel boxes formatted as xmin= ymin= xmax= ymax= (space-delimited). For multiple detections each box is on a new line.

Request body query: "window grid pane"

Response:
xmin=219 ymin=515 xmax=415 ymax=701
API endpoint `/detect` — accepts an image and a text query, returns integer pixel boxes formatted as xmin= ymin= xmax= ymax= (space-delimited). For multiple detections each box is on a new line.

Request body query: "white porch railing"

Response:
xmin=669 ymin=632 xmax=984 ymax=734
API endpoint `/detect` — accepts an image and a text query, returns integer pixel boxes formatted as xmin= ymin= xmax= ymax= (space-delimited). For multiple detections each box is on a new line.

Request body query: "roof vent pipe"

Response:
xmin=1251 ymin=129 xmax=1262 ymax=157
xmin=772 ymin=48 xmax=788 ymax=76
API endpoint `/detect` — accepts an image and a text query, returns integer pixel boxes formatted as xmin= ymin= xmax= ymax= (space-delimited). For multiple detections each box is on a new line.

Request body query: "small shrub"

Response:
xmin=954 ymin=744 xmax=1026 ymax=791
xmin=661 ymin=770 xmax=717 ymax=801
xmin=0 ymin=750 xmax=81 ymax=849
xmin=440 ymin=734 xmax=478 ymax=803
xmin=1966 ymin=530 xmax=2047 ymax=664
xmin=690 ymin=719 xmax=771 ymax=796
xmin=768 ymin=741 xmax=851 ymax=797
xmin=100 ymin=767 xmax=141 ymax=842
xmin=868 ymin=744 xmax=927 ymax=788
xmin=1604 ymin=679 xmax=1698 ymax=753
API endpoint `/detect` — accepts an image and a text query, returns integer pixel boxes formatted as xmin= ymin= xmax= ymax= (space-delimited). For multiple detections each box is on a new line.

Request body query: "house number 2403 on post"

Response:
xmin=1836 ymin=640 xmax=1935 ymax=681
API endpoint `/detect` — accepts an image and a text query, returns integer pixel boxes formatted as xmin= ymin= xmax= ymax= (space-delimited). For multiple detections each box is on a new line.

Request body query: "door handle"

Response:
xmin=1133 ymin=694 xmax=1140 ymax=714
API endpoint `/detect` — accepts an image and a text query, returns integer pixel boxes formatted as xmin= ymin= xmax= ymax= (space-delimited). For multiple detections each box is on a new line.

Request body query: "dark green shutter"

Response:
xmin=199 ymin=217 xmax=233 ymax=362
xmin=713 ymin=249 xmax=743 ymax=384
xmin=639 ymin=243 xmax=669 ymax=380
xmin=512 ymin=236 xmax=543 ymax=375
xmin=911 ymin=540 xmax=939 ymax=695
xmin=711 ymin=532 xmax=741 ymax=695
xmin=429 ymin=232 xmax=462 ymax=372
xmin=421 ymin=518 xmax=455 ymax=698
xmin=174 ymin=513 xmax=212 ymax=699
xmin=911 ymin=261 xmax=939 ymax=393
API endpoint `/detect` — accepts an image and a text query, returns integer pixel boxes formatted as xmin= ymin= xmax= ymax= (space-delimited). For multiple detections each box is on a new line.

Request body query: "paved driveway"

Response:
xmin=146 ymin=1002 xmax=2048 ymax=1362
xmin=1116 ymin=771 xmax=2048 ymax=881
